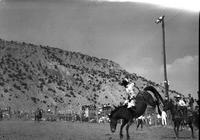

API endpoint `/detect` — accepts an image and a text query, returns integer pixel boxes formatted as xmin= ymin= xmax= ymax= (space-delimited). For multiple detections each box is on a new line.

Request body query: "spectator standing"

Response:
xmin=161 ymin=110 xmax=167 ymax=126
xmin=136 ymin=115 xmax=145 ymax=130
xmin=147 ymin=114 xmax=152 ymax=126
xmin=156 ymin=114 xmax=162 ymax=125
xmin=188 ymin=94 xmax=194 ymax=110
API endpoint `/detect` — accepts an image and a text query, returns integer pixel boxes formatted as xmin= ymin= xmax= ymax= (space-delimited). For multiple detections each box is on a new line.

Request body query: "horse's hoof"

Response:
xmin=108 ymin=136 xmax=112 ymax=140
xmin=127 ymin=135 xmax=130 ymax=139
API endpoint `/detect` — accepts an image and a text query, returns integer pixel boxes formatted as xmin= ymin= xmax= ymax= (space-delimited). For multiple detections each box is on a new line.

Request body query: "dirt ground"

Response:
xmin=0 ymin=120 xmax=199 ymax=140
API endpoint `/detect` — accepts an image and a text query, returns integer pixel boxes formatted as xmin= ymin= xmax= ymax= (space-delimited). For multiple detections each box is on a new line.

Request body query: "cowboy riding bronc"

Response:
xmin=120 ymin=77 xmax=137 ymax=109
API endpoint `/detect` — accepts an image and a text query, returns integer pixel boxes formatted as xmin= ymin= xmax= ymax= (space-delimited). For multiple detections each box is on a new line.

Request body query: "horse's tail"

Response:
xmin=144 ymin=86 xmax=164 ymax=115
xmin=144 ymin=86 xmax=164 ymax=104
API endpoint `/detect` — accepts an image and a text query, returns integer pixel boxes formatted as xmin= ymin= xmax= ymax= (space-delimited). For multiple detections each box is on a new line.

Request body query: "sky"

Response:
xmin=0 ymin=0 xmax=199 ymax=98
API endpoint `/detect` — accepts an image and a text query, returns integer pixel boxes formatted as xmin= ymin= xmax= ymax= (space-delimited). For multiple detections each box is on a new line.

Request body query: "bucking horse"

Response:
xmin=108 ymin=86 xmax=163 ymax=140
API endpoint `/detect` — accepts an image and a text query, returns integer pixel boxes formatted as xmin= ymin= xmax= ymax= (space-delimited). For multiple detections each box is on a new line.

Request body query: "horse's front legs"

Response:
xmin=126 ymin=120 xmax=133 ymax=140
xmin=120 ymin=119 xmax=128 ymax=139
xmin=174 ymin=121 xmax=180 ymax=139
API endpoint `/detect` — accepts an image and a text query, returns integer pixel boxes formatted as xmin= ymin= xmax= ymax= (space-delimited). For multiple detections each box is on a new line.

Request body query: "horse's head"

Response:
xmin=108 ymin=106 xmax=122 ymax=133
xmin=163 ymin=98 xmax=174 ymax=112
xmin=109 ymin=116 xmax=118 ymax=133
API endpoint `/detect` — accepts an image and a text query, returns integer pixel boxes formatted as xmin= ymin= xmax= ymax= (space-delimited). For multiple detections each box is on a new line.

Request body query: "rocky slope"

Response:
xmin=0 ymin=38 xmax=180 ymax=113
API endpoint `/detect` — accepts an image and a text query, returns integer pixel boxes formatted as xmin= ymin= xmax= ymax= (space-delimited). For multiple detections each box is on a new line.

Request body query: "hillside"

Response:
xmin=0 ymin=38 xmax=180 ymax=113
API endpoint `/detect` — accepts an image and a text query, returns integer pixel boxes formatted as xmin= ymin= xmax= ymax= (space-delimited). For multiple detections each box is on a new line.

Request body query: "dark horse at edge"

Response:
xmin=163 ymin=98 xmax=199 ymax=139
xmin=108 ymin=86 xmax=163 ymax=140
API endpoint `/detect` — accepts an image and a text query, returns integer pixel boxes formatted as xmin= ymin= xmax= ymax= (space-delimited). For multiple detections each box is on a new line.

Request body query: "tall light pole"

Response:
xmin=155 ymin=16 xmax=169 ymax=100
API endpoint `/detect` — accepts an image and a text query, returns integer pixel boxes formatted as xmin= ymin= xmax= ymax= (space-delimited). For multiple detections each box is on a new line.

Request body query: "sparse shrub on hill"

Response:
xmin=0 ymin=38 xmax=177 ymax=112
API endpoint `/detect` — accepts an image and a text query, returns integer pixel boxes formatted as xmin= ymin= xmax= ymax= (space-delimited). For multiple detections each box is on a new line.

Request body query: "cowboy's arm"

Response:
xmin=124 ymin=100 xmax=129 ymax=105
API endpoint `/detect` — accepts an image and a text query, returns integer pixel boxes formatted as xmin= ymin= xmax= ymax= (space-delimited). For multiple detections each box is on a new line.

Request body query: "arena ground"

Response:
xmin=0 ymin=120 xmax=199 ymax=140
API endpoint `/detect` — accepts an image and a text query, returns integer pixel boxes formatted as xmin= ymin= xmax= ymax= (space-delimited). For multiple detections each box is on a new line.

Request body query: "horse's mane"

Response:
xmin=110 ymin=105 xmax=126 ymax=117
